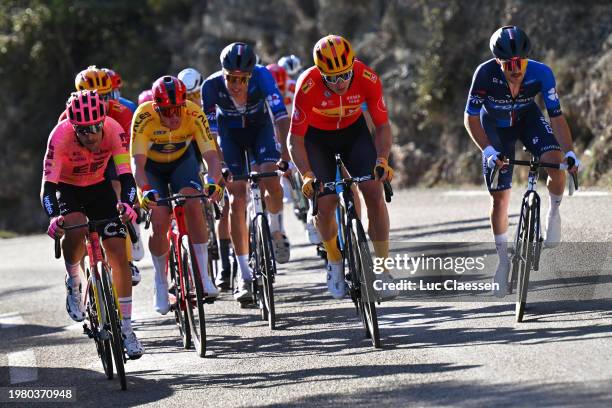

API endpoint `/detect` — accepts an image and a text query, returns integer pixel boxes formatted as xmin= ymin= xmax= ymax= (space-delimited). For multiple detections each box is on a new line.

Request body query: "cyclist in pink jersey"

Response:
xmin=41 ymin=90 xmax=144 ymax=358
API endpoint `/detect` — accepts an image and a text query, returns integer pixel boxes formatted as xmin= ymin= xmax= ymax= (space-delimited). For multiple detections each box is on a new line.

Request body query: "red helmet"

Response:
xmin=152 ymin=75 xmax=186 ymax=109
xmin=102 ymin=68 xmax=122 ymax=89
xmin=65 ymin=90 xmax=106 ymax=125
xmin=266 ymin=63 xmax=288 ymax=94
xmin=138 ymin=89 xmax=154 ymax=105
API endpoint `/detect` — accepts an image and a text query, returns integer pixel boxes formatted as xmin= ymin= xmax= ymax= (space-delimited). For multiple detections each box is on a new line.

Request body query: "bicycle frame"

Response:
xmin=167 ymin=201 xmax=192 ymax=311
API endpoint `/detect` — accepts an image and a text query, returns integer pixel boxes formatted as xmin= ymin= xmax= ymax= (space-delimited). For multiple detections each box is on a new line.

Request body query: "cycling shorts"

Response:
xmin=219 ymin=120 xmax=280 ymax=176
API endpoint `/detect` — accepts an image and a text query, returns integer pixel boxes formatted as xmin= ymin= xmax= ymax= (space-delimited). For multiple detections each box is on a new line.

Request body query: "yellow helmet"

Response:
xmin=74 ymin=66 xmax=113 ymax=96
xmin=313 ymin=35 xmax=355 ymax=75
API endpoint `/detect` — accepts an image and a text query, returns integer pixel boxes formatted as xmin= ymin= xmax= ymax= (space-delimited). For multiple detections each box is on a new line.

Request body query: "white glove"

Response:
xmin=564 ymin=151 xmax=580 ymax=170
xmin=483 ymin=145 xmax=500 ymax=170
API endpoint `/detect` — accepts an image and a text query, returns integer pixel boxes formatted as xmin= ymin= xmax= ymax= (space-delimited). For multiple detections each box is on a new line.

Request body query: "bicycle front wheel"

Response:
xmin=516 ymin=195 xmax=538 ymax=322
xmin=182 ymin=236 xmax=207 ymax=358
xmin=257 ymin=216 xmax=276 ymax=330
xmin=85 ymin=265 xmax=113 ymax=379
xmin=100 ymin=263 xmax=127 ymax=390
xmin=169 ymin=239 xmax=190 ymax=349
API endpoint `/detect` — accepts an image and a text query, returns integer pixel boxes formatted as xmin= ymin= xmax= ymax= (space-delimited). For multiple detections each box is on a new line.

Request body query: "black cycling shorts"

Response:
xmin=304 ymin=115 xmax=376 ymax=196
xmin=57 ymin=180 xmax=126 ymax=240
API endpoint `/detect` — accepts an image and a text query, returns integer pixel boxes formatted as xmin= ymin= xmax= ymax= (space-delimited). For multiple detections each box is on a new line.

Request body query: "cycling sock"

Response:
xmin=192 ymin=242 xmax=210 ymax=287
xmin=119 ymin=296 xmax=132 ymax=320
xmin=323 ymin=237 xmax=342 ymax=263
xmin=494 ymin=233 xmax=509 ymax=264
xmin=267 ymin=211 xmax=283 ymax=234
xmin=151 ymin=252 xmax=168 ymax=286
xmin=237 ymin=255 xmax=252 ymax=280
xmin=65 ymin=261 xmax=81 ymax=288
xmin=121 ymin=317 xmax=133 ymax=333
xmin=548 ymin=192 xmax=562 ymax=216
xmin=219 ymin=239 xmax=232 ymax=273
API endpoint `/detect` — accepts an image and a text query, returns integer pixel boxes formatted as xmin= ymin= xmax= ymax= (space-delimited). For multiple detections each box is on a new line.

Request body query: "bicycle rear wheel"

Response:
xmin=85 ymin=266 xmax=113 ymax=379
xmin=257 ymin=216 xmax=276 ymax=330
xmin=349 ymin=219 xmax=380 ymax=348
xmin=100 ymin=264 xmax=127 ymax=390
xmin=169 ymin=240 xmax=190 ymax=349
xmin=182 ymin=236 xmax=207 ymax=357
xmin=516 ymin=196 xmax=538 ymax=322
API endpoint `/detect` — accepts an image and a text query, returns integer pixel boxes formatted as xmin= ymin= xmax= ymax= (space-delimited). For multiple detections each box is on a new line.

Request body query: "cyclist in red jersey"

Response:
xmin=288 ymin=35 xmax=397 ymax=300
xmin=41 ymin=90 xmax=144 ymax=358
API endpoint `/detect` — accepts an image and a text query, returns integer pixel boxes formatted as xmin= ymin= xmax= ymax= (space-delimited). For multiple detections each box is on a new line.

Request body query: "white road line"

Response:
xmin=8 ymin=350 xmax=38 ymax=384
xmin=0 ymin=312 xmax=26 ymax=329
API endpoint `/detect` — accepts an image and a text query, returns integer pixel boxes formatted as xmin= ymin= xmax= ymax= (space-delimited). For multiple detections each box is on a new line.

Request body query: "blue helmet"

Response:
xmin=489 ymin=26 xmax=531 ymax=59
xmin=220 ymin=42 xmax=256 ymax=73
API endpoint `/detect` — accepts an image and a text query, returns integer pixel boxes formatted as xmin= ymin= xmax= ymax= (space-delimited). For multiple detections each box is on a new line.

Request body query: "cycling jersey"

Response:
xmin=284 ymin=79 xmax=296 ymax=110
xmin=465 ymin=59 xmax=562 ymax=127
xmin=58 ymin=99 xmax=133 ymax=135
xmin=290 ymin=60 xmax=388 ymax=136
xmin=43 ymin=117 xmax=131 ymax=187
xmin=201 ymin=65 xmax=288 ymax=133
xmin=130 ymin=100 xmax=216 ymax=163
xmin=118 ymin=96 xmax=137 ymax=113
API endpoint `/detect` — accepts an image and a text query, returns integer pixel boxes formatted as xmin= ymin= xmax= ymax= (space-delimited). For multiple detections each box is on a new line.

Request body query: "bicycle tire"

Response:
xmin=516 ymin=196 xmax=538 ymax=322
xmin=509 ymin=205 xmax=528 ymax=295
xmin=169 ymin=239 xmax=191 ymax=349
xmin=258 ymin=216 xmax=276 ymax=330
xmin=86 ymin=266 xmax=113 ymax=379
xmin=182 ymin=236 xmax=207 ymax=358
xmin=100 ymin=263 xmax=127 ymax=390
xmin=350 ymin=219 xmax=381 ymax=348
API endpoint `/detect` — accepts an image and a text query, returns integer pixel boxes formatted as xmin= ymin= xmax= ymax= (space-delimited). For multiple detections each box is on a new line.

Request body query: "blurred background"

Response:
xmin=0 ymin=0 xmax=610 ymax=234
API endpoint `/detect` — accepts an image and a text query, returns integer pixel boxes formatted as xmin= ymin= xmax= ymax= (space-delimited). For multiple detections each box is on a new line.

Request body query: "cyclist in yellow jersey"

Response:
xmin=131 ymin=75 xmax=223 ymax=315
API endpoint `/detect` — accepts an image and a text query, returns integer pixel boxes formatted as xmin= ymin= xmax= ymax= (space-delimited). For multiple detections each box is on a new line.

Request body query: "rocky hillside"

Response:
xmin=1 ymin=0 xmax=610 ymax=233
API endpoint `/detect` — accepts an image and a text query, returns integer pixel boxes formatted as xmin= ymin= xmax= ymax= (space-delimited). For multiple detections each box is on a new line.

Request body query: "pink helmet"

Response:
xmin=65 ymin=90 xmax=106 ymax=125
xmin=138 ymin=89 xmax=154 ymax=105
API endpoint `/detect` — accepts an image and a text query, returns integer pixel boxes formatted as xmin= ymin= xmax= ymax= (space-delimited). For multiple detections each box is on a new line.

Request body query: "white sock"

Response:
xmin=119 ymin=296 xmax=132 ymax=320
xmin=192 ymin=242 xmax=210 ymax=287
xmin=548 ymin=192 xmax=562 ymax=216
xmin=237 ymin=255 xmax=252 ymax=281
xmin=65 ymin=261 xmax=81 ymax=288
xmin=494 ymin=233 xmax=509 ymax=264
xmin=267 ymin=211 xmax=283 ymax=234
xmin=151 ymin=252 xmax=168 ymax=286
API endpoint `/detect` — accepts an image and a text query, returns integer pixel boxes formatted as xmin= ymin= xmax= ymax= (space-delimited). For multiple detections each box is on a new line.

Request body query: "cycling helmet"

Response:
xmin=489 ymin=25 xmax=531 ymax=59
xmin=74 ymin=66 xmax=113 ymax=96
xmin=313 ymin=35 xmax=355 ymax=76
xmin=102 ymin=68 xmax=123 ymax=89
xmin=65 ymin=90 xmax=106 ymax=125
xmin=177 ymin=67 xmax=204 ymax=93
xmin=220 ymin=42 xmax=256 ymax=73
xmin=152 ymin=75 xmax=186 ymax=108
xmin=278 ymin=55 xmax=302 ymax=76
xmin=266 ymin=63 xmax=288 ymax=93
xmin=138 ymin=89 xmax=154 ymax=105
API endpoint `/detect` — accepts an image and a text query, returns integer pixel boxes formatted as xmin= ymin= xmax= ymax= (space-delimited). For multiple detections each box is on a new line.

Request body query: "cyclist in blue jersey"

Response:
xmin=201 ymin=42 xmax=292 ymax=302
xmin=103 ymin=68 xmax=137 ymax=113
xmin=464 ymin=26 xmax=580 ymax=296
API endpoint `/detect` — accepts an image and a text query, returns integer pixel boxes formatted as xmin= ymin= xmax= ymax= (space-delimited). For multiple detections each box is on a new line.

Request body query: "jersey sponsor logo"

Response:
xmin=72 ymin=159 xmax=106 ymax=174
xmin=324 ymin=90 xmax=332 ymax=98
xmin=547 ymin=88 xmax=559 ymax=101
xmin=301 ymin=78 xmax=314 ymax=94
xmin=291 ymin=105 xmax=306 ymax=125
xmin=469 ymin=94 xmax=484 ymax=104
xmin=43 ymin=196 xmax=54 ymax=215
xmin=266 ymin=93 xmax=282 ymax=106
xmin=346 ymin=94 xmax=361 ymax=104
xmin=153 ymin=130 xmax=166 ymax=135
xmin=377 ymin=97 xmax=387 ymax=113
xmin=362 ymin=69 xmax=377 ymax=82
xmin=103 ymin=222 xmax=125 ymax=237
xmin=133 ymin=111 xmax=152 ymax=133
xmin=539 ymin=116 xmax=553 ymax=134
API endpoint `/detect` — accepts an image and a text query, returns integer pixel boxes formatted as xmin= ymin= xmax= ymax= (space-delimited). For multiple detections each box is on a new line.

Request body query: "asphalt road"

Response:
xmin=1 ymin=188 xmax=611 ymax=407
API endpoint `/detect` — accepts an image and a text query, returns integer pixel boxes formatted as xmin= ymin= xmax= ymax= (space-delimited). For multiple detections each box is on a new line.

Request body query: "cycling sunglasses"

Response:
xmin=155 ymin=104 xmax=184 ymax=118
xmin=224 ymin=74 xmax=251 ymax=85
xmin=73 ymin=121 xmax=104 ymax=135
xmin=322 ymin=70 xmax=353 ymax=84
xmin=498 ymin=57 xmax=527 ymax=72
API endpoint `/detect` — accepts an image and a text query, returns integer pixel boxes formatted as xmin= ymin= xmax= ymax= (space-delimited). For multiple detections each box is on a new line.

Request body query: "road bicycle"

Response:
xmin=54 ymin=216 xmax=137 ymax=390
xmin=492 ymin=153 xmax=578 ymax=322
xmin=313 ymin=154 xmax=392 ymax=348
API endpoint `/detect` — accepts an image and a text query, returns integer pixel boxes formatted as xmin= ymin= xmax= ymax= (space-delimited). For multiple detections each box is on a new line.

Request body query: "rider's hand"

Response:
xmin=483 ymin=145 xmax=503 ymax=169
xmin=301 ymin=171 xmax=317 ymax=199
xmin=204 ymin=175 xmax=224 ymax=202
xmin=139 ymin=188 xmax=158 ymax=211
xmin=117 ymin=202 xmax=138 ymax=224
xmin=221 ymin=166 xmax=233 ymax=183
xmin=277 ymin=159 xmax=292 ymax=178
xmin=47 ymin=215 xmax=64 ymax=239
xmin=373 ymin=157 xmax=394 ymax=182
xmin=565 ymin=151 xmax=580 ymax=173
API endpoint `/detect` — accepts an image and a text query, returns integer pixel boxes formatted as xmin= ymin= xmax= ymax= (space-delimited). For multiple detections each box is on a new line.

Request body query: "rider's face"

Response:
xmin=224 ymin=72 xmax=250 ymax=98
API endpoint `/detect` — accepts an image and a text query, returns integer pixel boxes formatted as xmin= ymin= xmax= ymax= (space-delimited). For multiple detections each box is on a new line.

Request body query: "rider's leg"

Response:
xmin=543 ymin=149 xmax=565 ymax=247
xmin=227 ymin=180 xmax=252 ymax=280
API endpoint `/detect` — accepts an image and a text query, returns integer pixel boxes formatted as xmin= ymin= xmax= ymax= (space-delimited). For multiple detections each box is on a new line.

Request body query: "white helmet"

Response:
xmin=178 ymin=67 xmax=204 ymax=93
xmin=278 ymin=55 xmax=301 ymax=76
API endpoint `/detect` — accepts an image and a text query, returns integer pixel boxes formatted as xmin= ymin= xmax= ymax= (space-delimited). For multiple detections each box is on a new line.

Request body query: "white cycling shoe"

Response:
xmin=326 ymin=261 xmax=347 ymax=299
xmin=202 ymin=273 xmax=219 ymax=298
xmin=376 ymin=272 xmax=399 ymax=301
xmin=121 ymin=321 xmax=144 ymax=359
xmin=234 ymin=279 xmax=253 ymax=302
xmin=129 ymin=262 xmax=141 ymax=286
xmin=153 ymin=279 xmax=171 ymax=315
xmin=305 ymin=219 xmax=321 ymax=245
xmin=65 ymin=276 xmax=85 ymax=322
xmin=273 ymin=234 xmax=291 ymax=264
xmin=493 ymin=259 xmax=510 ymax=298
xmin=544 ymin=212 xmax=561 ymax=248
xmin=131 ymin=222 xmax=145 ymax=261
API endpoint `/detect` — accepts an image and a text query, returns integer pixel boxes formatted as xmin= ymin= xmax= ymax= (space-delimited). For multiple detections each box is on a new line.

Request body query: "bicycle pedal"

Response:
xmin=203 ymin=297 xmax=216 ymax=304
